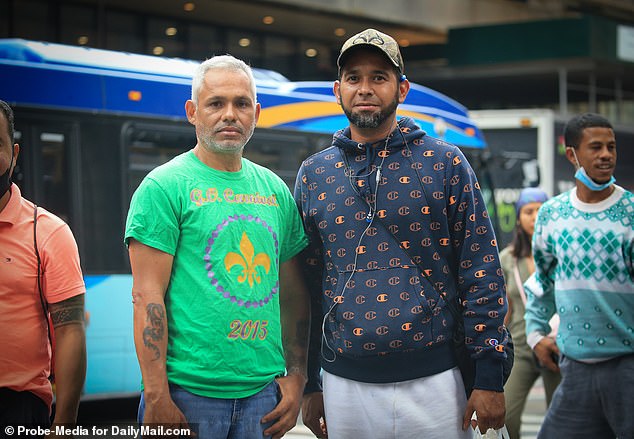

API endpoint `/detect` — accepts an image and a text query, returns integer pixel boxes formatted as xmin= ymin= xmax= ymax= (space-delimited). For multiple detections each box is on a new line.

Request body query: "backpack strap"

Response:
xmin=34 ymin=205 xmax=54 ymax=381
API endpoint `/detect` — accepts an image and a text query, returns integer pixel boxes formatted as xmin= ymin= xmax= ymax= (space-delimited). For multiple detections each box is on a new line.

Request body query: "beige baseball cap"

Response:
xmin=337 ymin=28 xmax=404 ymax=75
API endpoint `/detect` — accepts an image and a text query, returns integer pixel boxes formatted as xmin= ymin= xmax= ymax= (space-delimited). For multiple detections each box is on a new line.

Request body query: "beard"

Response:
xmin=341 ymin=94 xmax=399 ymax=129
xmin=198 ymin=120 xmax=257 ymax=154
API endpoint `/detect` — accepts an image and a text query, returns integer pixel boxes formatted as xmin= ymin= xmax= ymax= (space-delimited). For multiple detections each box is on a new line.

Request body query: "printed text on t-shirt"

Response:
xmin=228 ymin=319 xmax=269 ymax=340
xmin=191 ymin=188 xmax=279 ymax=207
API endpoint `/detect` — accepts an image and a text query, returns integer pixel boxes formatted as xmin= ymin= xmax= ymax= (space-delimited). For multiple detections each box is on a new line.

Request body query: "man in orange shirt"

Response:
xmin=0 ymin=100 xmax=86 ymax=433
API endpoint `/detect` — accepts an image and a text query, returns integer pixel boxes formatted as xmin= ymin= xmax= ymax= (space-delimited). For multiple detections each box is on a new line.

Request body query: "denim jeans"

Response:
xmin=138 ymin=380 xmax=281 ymax=439
xmin=537 ymin=354 xmax=634 ymax=439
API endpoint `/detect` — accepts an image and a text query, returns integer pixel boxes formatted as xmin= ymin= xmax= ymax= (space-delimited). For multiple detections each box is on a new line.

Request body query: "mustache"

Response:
xmin=215 ymin=123 xmax=243 ymax=133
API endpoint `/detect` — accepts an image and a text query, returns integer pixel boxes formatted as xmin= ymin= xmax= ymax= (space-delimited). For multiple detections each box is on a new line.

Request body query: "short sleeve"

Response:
xmin=124 ymin=177 xmax=180 ymax=255
xmin=42 ymin=223 xmax=85 ymax=304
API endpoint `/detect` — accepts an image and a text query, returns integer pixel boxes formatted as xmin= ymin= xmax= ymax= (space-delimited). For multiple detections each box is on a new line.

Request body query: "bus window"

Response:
xmin=122 ymin=122 xmax=195 ymax=202
xmin=14 ymin=123 xmax=77 ymax=227
xmin=11 ymin=130 xmax=25 ymax=189
xmin=244 ymin=130 xmax=311 ymax=188
xmin=123 ymin=123 xmax=326 ymax=194
xmin=40 ymin=132 xmax=70 ymax=222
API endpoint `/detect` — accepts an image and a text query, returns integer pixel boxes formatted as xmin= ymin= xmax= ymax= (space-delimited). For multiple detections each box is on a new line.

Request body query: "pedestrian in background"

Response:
xmin=125 ymin=55 xmax=310 ymax=439
xmin=526 ymin=113 xmax=633 ymax=438
xmin=296 ymin=28 xmax=508 ymax=438
xmin=0 ymin=99 xmax=86 ymax=433
xmin=500 ymin=187 xmax=560 ymax=439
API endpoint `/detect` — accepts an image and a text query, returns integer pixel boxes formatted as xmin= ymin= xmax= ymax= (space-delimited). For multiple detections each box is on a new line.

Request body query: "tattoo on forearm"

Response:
xmin=285 ymin=350 xmax=307 ymax=379
xmin=143 ymin=303 xmax=165 ymax=361
xmin=286 ymin=365 xmax=306 ymax=379
xmin=50 ymin=295 xmax=85 ymax=328
xmin=283 ymin=318 xmax=309 ymax=377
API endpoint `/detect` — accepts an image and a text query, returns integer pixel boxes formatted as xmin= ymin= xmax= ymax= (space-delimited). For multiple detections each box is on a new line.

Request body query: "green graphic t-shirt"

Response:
xmin=125 ymin=150 xmax=308 ymax=398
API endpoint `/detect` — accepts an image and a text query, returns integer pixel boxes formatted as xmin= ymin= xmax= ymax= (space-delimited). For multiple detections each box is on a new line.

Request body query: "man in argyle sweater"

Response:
xmin=526 ymin=113 xmax=633 ymax=439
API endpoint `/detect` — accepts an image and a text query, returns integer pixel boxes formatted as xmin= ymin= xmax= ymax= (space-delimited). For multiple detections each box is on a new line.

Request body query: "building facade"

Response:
xmin=2 ymin=0 xmax=634 ymax=122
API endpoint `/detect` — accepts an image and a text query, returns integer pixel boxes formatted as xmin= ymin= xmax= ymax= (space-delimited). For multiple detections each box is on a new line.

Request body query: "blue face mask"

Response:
xmin=574 ymin=167 xmax=615 ymax=191
xmin=569 ymin=147 xmax=616 ymax=192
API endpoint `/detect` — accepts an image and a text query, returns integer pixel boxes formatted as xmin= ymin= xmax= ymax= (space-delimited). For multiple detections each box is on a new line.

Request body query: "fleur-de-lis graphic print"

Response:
xmin=224 ymin=232 xmax=271 ymax=287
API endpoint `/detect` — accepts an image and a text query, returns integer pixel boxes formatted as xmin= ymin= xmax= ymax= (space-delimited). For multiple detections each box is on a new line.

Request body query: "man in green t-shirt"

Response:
xmin=125 ymin=55 xmax=310 ymax=439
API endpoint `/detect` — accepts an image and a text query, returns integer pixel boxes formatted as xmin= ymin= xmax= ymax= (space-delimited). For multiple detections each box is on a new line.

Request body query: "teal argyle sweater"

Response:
xmin=526 ymin=186 xmax=634 ymax=361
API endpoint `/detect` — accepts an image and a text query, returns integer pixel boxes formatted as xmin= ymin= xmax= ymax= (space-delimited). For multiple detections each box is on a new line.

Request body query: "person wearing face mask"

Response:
xmin=499 ymin=188 xmax=560 ymax=439
xmin=0 ymin=100 xmax=87 ymax=433
xmin=526 ymin=113 xmax=634 ymax=438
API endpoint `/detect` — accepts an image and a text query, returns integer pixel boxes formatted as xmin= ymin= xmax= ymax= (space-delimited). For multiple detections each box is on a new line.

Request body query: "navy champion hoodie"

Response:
xmin=294 ymin=117 xmax=508 ymax=393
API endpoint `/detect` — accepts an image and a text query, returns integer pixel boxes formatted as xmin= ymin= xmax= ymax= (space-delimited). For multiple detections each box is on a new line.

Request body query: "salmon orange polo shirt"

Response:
xmin=0 ymin=184 xmax=85 ymax=410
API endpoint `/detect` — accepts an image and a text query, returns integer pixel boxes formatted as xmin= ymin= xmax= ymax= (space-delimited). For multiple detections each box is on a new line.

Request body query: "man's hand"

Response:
xmin=302 ymin=392 xmax=327 ymax=438
xmin=262 ymin=374 xmax=306 ymax=439
xmin=143 ymin=396 xmax=190 ymax=437
xmin=533 ymin=337 xmax=560 ymax=372
xmin=463 ymin=389 xmax=505 ymax=433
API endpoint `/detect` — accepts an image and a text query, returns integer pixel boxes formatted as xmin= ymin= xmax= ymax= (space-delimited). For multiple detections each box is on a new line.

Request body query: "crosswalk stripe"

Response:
xmin=521 ymin=413 xmax=544 ymax=439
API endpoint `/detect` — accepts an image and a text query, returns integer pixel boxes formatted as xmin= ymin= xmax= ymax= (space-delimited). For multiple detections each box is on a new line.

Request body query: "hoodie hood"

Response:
xmin=333 ymin=117 xmax=426 ymax=155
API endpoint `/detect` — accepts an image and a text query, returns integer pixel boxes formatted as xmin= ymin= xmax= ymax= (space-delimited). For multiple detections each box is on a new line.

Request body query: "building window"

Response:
xmin=60 ymin=4 xmax=97 ymax=47
xmin=299 ymin=40 xmax=334 ymax=80
xmin=12 ymin=0 xmax=52 ymax=41
xmin=262 ymin=35 xmax=295 ymax=78
xmin=227 ymin=29 xmax=262 ymax=67
xmin=0 ymin=0 xmax=10 ymax=37
xmin=147 ymin=17 xmax=185 ymax=58
xmin=106 ymin=10 xmax=143 ymax=54
xmin=187 ymin=23 xmax=223 ymax=61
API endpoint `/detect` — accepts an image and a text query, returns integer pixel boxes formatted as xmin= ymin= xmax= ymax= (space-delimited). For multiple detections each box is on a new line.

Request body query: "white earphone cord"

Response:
xmin=321 ymin=130 xmax=393 ymax=362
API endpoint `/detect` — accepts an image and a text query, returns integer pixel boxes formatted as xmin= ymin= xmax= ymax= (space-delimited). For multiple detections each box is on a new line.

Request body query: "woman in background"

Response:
xmin=500 ymin=188 xmax=561 ymax=439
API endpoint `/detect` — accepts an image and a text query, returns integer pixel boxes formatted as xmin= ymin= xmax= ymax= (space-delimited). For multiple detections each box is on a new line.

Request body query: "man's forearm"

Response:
xmin=128 ymin=240 xmax=175 ymax=405
xmin=50 ymin=294 xmax=87 ymax=425
xmin=133 ymin=296 xmax=171 ymax=401
xmin=51 ymin=324 xmax=86 ymax=424
xmin=281 ymin=296 xmax=309 ymax=379
xmin=282 ymin=317 xmax=309 ymax=380
xmin=279 ymin=258 xmax=310 ymax=380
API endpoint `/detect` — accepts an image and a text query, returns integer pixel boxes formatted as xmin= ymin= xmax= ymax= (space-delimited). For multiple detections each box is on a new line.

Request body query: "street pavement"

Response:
xmin=285 ymin=379 xmax=548 ymax=438
xmin=518 ymin=378 xmax=548 ymax=439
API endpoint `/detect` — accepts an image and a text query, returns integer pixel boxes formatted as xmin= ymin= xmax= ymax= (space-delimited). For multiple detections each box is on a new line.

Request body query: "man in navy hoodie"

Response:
xmin=294 ymin=28 xmax=508 ymax=438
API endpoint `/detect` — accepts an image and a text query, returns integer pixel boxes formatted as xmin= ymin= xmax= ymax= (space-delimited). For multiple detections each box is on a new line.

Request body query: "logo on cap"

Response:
xmin=337 ymin=28 xmax=404 ymax=74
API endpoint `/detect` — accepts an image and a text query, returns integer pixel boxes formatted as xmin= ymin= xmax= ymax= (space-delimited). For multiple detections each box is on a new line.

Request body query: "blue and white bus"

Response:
xmin=0 ymin=39 xmax=489 ymax=399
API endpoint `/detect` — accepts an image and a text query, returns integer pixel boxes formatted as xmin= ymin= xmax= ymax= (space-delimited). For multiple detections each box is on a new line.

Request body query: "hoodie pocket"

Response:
xmin=323 ymin=265 xmax=446 ymax=358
